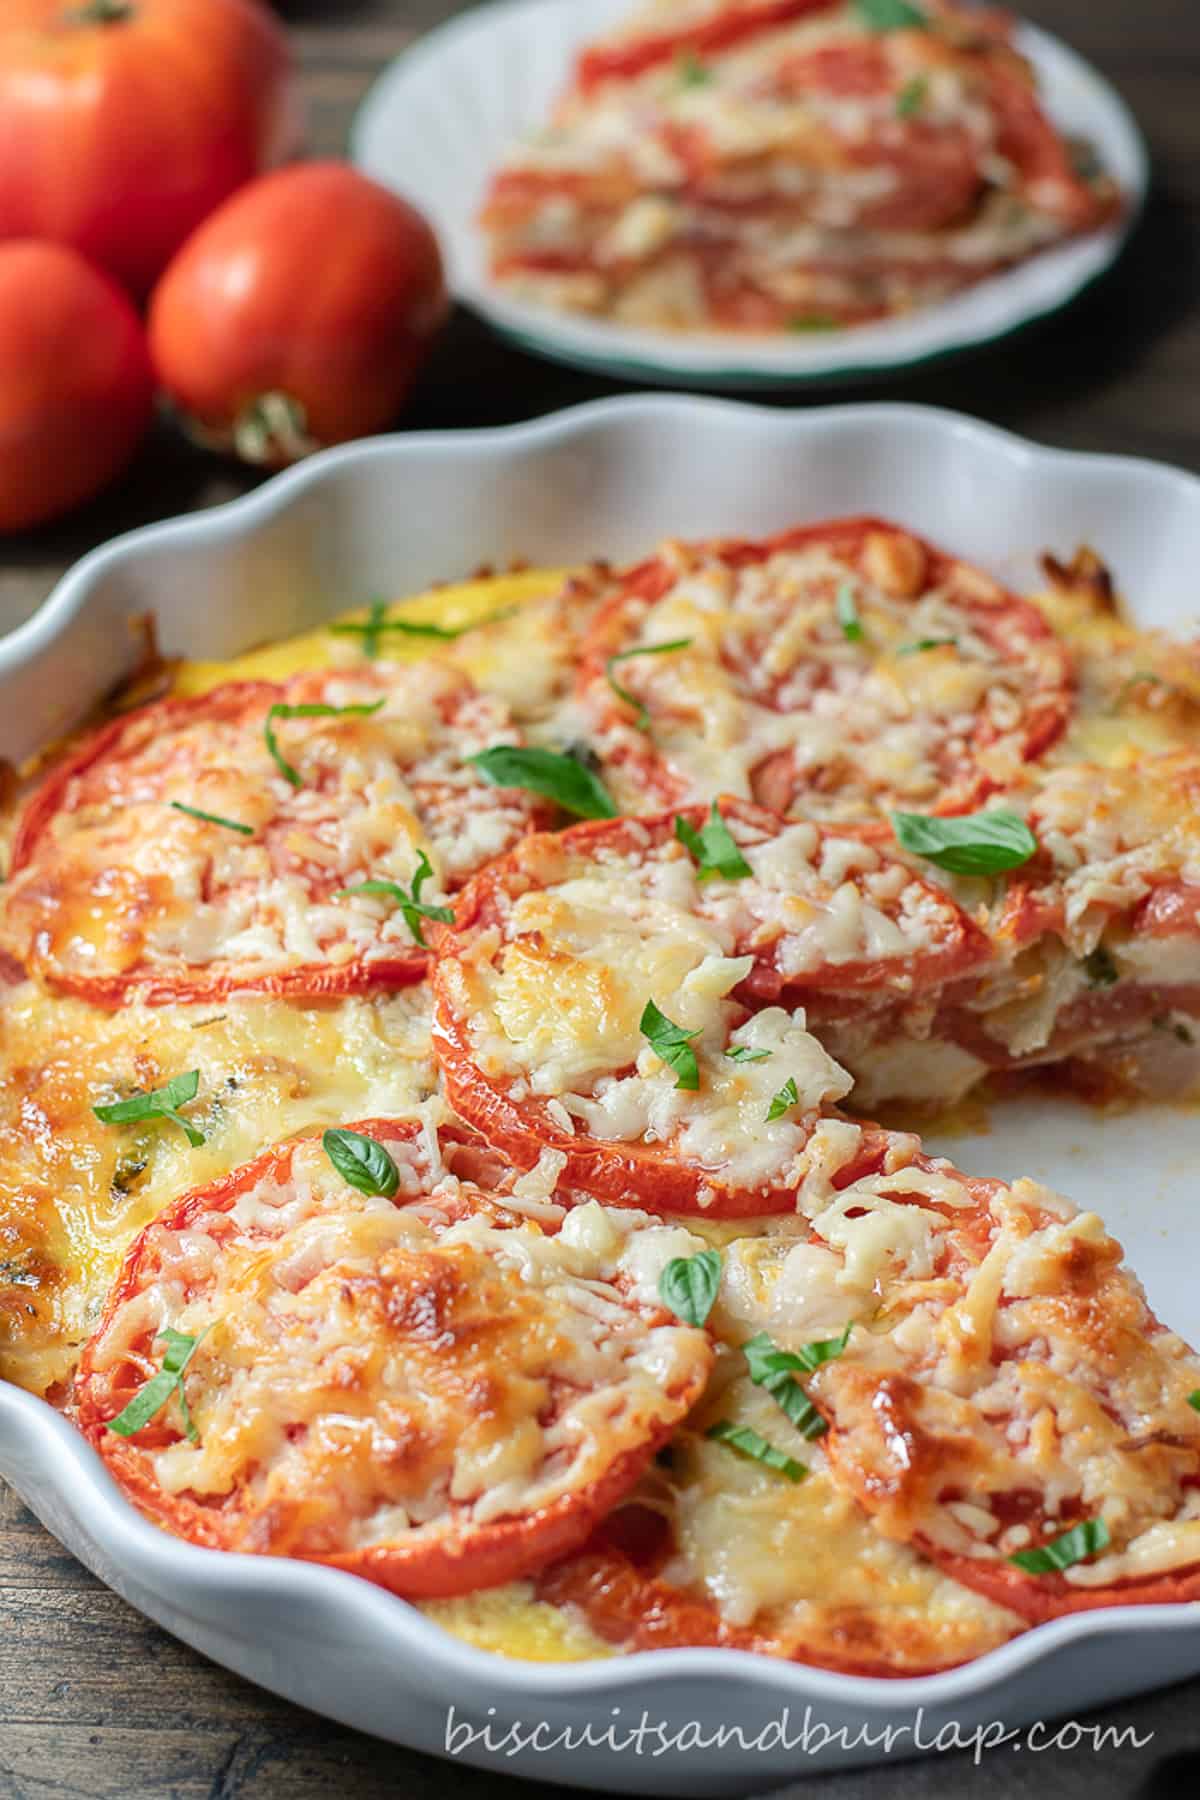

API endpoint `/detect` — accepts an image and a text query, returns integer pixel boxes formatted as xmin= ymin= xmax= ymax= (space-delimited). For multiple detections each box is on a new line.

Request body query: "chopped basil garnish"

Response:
xmin=605 ymin=637 xmax=692 ymax=730
xmin=359 ymin=598 xmax=388 ymax=659
xmin=836 ymin=583 xmax=865 ymax=644
xmin=331 ymin=606 xmax=518 ymax=645
xmin=1082 ymin=945 xmax=1119 ymax=987
xmin=678 ymin=51 xmax=712 ymax=87
xmin=743 ymin=1332 xmax=838 ymax=1440
xmin=674 ymin=803 xmax=752 ymax=881
xmin=765 ymin=1076 xmax=799 ymax=1122
xmin=336 ymin=848 xmax=453 ymax=948
xmin=1188 ymin=1390 xmax=1200 ymax=1411
xmin=640 ymin=1000 xmax=701 ymax=1091
xmin=788 ymin=313 xmax=838 ymax=332
xmin=744 ymin=1324 xmax=850 ymax=1378
xmin=895 ymin=74 xmax=927 ymax=117
xmin=169 ymin=800 xmax=254 ymax=835
xmin=658 ymin=1248 xmax=722 ymax=1327
xmin=897 ymin=636 xmax=957 ymax=656
xmin=264 ymin=699 xmax=385 ymax=788
xmin=856 ymin=0 xmax=926 ymax=30
xmin=93 ymin=1071 xmax=204 ymax=1148
xmin=322 ymin=1127 xmax=400 ymax=1198
xmin=706 ymin=1420 xmax=806 ymax=1482
xmin=466 ymin=746 xmax=616 ymax=820
xmin=1008 ymin=1518 xmax=1110 ymax=1574
xmin=726 ymin=1044 xmax=772 ymax=1063
xmin=892 ymin=809 xmax=1037 ymax=876
xmin=107 ymin=1326 xmax=206 ymax=1445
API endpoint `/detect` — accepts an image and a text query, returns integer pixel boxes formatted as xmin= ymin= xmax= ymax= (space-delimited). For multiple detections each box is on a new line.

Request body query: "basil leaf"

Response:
xmin=856 ymin=0 xmax=926 ymax=30
xmin=169 ymin=801 xmax=254 ymax=836
xmin=788 ymin=314 xmax=838 ymax=331
xmin=107 ymin=1326 xmax=206 ymax=1445
xmin=744 ymin=1322 xmax=852 ymax=1380
xmin=895 ymin=74 xmax=927 ymax=117
xmin=322 ymin=1127 xmax=401 ymax=1198
xmin=1189 ymin=1390 xmax=1200 ymax=1411
xmin=706 ymin=1420 xmax=806 ymax=1482
xmin=896 ymin=636 xmax=957 ymax=656
xmin=265 ymin=700 xmax=385 ymax=788
xmin=330 ymin=606 xmax=518 ymax=645
xmin=673 ymin=803 xmax=752 ymax=882
xmin=1082 ymin=945 xmax=1118 ymax=988
xmin=678 ymin=51 xmax=712 ymax=87
xmin=765 ymin=1076 xmax=799 ymax=1122
xmin=658 ymin=1248 xmax=722 ymax=1327
xmin=352 ymin=598 xmax=387 ymax=659
xmin=93 ymin=1071 xmax=205 ymax=1149
xmin=336 ymin=849 xmax=453 ymax=948
xmin=836 ymin=582 xmax=865 ymax=643
xmin=605 ymin=637 xmax=693 ymax=730
xmin=466 ymin=746 xmax=616 ymax=820
xmin=640 ymin=999 xmax=701 ymax=1091
xmin=725 ymin=1045 xmax=772 ymax=1063
xmin=762 ymin=1373 xmax=826 ymax=1439
xmin=1008 ymin=1518 xmax=1110 ymax=1574
xmin=891 ymin=809 xmax=1037 ymax=876
xmin=743 ymin=1325 xmax=851 ymax=1441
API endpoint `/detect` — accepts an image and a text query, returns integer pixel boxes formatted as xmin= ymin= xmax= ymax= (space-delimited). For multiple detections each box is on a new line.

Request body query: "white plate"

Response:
xmin=3 ymin=399 xmax=1200 ymax=1794
xmin=352 ymin=0 xmax=1149 ymax=389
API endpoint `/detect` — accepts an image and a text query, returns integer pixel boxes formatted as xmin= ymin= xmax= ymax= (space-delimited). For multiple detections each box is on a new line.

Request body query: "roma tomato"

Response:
xmin=148 ymin=163 xmax=449 ymax=467
xmin=0 ymin=243 xmax=154 ymax=534
xmin=0 ymin=0 xmax=298 ymax=297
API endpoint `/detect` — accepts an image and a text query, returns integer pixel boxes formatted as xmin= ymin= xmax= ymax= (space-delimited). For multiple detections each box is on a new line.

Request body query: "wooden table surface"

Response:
xmin=3 ymin=2 xmax=1200 ymax=1795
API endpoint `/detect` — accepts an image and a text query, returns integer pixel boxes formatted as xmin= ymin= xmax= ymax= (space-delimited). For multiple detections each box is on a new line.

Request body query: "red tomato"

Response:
xmin=0 ymin=242 xmax=154 ymax=534
xmin=0 ymin=0 xmax=297 ymax=296
xmin=148 ymin=163 xmax=449 ymax=467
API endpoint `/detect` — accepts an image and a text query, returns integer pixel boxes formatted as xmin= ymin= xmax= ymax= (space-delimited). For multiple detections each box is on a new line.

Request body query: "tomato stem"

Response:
xmin=64 ymin=0 xmax=134 ymax=22
xmin=233 ymin=393 xmax=320 ymax=468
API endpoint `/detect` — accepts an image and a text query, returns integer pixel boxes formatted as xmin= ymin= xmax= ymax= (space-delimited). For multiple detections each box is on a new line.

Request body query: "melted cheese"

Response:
xmin=645 ymin=1372 xmax=1022 ymax=1669
xmin=441 ymin=822 xmax=884 ymax=1195
xmin=89 ymin=1144 xmax=711 ymax=1565
xmin=1 ymin=663 xmax=543 ymax=995
xmin=583 ymin=535 xmax=1062 ymax=819
xmin=0 ymin=981 xmax=438 ymax=1395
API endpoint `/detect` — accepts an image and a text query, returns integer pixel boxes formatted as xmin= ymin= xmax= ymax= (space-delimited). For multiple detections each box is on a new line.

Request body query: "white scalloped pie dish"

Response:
xmin=2 ymin=399 xmax=1200 ymax=1794
xmin=352 ymin=0 xmax=1148 ymax=388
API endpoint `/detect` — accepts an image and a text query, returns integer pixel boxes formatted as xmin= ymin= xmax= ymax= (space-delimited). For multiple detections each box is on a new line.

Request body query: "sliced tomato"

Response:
xmin=808 ymin=1162 xmax=1200 ymax=1625
xmin=428 ymin=802 xmax=966 ymax=1216
xmin=574 ymin=0 xmax=838 ymax=92
xmin=578 ymin=517 xmax=1074 ymax=821
xmin=2 ymin=663 xmax=547 ymax=1006
xmin=1133 ymin=882 xmax=1200 ymax=936
xmin=983 ymin=63 xmax=1119 ymax=232
xmin=76 ymin=1120 xmax=714 ymax=1599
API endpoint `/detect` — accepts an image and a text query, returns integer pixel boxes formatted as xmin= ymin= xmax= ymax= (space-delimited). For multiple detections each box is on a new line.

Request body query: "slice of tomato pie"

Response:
xmin=481 ymin=0 xmax=1119 ymax=332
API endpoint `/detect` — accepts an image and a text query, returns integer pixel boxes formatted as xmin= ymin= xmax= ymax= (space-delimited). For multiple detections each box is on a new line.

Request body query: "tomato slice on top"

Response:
xmin=75 ymin=1119 xmax=714 ymax=1599
xmin=578 ymin=518 xmax=1074 ymax=822
xmin=775 ymin=1155 xmax=1200 ymax=1625
xmin=2 ymin=663 xmax=548 ymax=1005
xmin=429 ymin=800 xmax=983 ymax=1216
